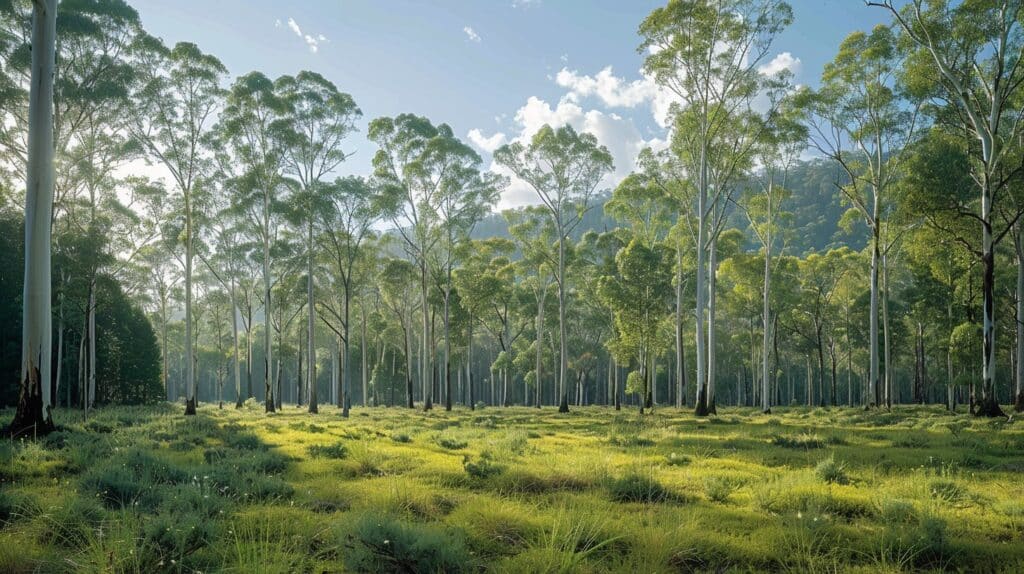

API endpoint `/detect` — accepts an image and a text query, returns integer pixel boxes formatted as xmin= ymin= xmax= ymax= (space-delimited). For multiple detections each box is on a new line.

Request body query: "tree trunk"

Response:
xmin=443 ymin=287 xmax=452 ymax=411
xmin=1016 ymin=224 xmax=1024 ymax=412
xmin=882 ymin=252 xmax=892 ymax=409
xmin=868 ymin=213 xmax=880 ymax=409
xmin=557 ymin=228 xmax=569 ymax=413
xmin=263 ymin=196 xmax=274 ymax=413
xmin=308 ymin=220 xmax=318 ymax=414
xmin=361 ymin=303 xmax=368 ymax=408
xmin=232 ymin=280 xmax=243 ymax=408
xmin=694 ymin=143 xmax=708 ymax=416
xmin=706 ymin=238 xmax=718 ymax=414
xmin=536 ymin=288 xmax=546 ymax=408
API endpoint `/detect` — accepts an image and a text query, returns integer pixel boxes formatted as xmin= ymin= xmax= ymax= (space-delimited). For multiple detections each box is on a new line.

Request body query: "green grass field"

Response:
xmin=2 ymin=403 xmax=1023 ymax=573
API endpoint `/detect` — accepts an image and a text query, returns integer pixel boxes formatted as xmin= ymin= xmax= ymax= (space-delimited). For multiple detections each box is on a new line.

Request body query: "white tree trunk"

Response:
xmin=16 ymin=0 xmax=57 ymax=432
xmin=706 ymin=238 xmax=718 ymax=412
xmin=694 ymin=143 xmax=708 ymax=415
xmin=557 ymin=228 xmax=569 ymax=412
xmin=308 ymin=220 xmax=318 ymax=413
xmin=1016 ymin=225 xmax=1024 ymax=411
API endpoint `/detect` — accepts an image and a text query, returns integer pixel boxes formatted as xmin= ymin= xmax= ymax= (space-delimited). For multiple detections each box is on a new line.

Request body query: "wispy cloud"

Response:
xmin=463 ymin=26 xmax=481 ymax=43
xmin=277 ymin=17 xmax=326 ymax=54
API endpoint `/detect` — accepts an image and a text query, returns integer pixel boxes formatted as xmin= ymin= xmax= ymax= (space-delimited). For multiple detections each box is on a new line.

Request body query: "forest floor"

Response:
xmin=1 ymin=403 xmax=1023 ymax=573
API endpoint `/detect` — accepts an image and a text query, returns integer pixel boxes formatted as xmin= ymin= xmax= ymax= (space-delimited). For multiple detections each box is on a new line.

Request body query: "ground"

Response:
xmin=1 ymin=403 xmax=1023 ymax=573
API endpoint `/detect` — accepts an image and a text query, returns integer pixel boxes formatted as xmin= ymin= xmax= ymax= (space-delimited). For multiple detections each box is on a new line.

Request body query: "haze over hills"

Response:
xmin=472 ymin=157 xmax=867 ymax=256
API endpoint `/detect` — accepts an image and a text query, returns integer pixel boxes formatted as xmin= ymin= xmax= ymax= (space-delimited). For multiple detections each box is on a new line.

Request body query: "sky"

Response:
xmin=129 ymin=0 xmax=890 ymax=210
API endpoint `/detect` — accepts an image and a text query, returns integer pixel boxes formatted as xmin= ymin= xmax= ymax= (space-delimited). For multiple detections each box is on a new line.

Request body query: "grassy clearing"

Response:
xmin=1 ymin=403 xmax=1022 ymax=572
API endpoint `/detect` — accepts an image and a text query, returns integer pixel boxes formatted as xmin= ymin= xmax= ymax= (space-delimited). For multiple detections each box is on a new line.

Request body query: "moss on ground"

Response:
xmin=1 ymin=402 xmax=1022 ymax=572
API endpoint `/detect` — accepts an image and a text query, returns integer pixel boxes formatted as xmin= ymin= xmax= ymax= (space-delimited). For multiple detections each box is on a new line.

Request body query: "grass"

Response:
xmin=1 ymin=402 xmax=1023 ymax=572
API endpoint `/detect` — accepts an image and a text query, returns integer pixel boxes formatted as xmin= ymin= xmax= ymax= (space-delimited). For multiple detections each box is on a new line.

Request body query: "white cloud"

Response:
xmin=555 ymin=66 xmax=654 ymax=108
xmin=512 ymin=0 xmax=540 ymax=7
xmin=554 ymin=66 xmax=681 ymax=128
xmin=282 ymin=17 xmax=326 ymax=54
xmin=467 ymin=129 xmax=508 ymax=153
xmin=477 ymin=94 xmax=666 ymax=209
xmin=758 ymin=52 xmax=801 ymax=77
xmin=463 ymin=26 xmax=481 ymax=43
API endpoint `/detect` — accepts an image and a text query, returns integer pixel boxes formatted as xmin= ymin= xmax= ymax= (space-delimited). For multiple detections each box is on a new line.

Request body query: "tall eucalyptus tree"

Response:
xmin=278 ymin=71 xmax=361 ymax=414
xmin=495 ymin=125 xmax=613 ymax=412
xmin=218 ymin=71 xmax=290 ymax=413
xmin=639 ymin=0 xmax=792 ymax=415
xmin=130 ymin=38 xmax=226 ymax=415
xmin=10 ymin=0 xmax=56 ymax=436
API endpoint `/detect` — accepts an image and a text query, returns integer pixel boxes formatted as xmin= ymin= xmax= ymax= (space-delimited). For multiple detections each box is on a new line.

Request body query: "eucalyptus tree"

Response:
xmin=869 ymin=0 xmax=1024 ymax=416
xmin=606 ymin=165 xmax=678 ymax=408
xmin=318 ymin=176 xmax=379 ymax=415
xmin=599 ymin=238 xmax=674 ymax=414
xmin=494 ymin=125 xmax=613 ymax=412
xmin=428 ymin=161 xmax=503 ymax=410
xmin=794 ymin=25 xmax=920 ymax=409
xmin=506 ymin=206 xmax=559 ymax=407
xmin=455 ymin=238 xmax=522 ymax=406
xmin=138 ymin=244 xmax=180 ymax=401
xmin=640 ymin=0 xmax=793 ymax=416
xmin=218 ymin=71 xmax=290 ymax=413
xmin=130 ymin=37 xmax=226 ymax=415
xmin=378 ymin=256 xmax=421 ymax=408
xmin=573 ymin=230 xmax=622 ymax=405
xmin=277 ymin=71 xmax=361 ymax=414
xmin=737 ymin=105 xmax=804 ymax=413
xmin=10 ymin=0 xmax=56 ymax=435
xmin=901 ymin=129 xmax=988 ymax=411
xmin=200 ymin=204 xmax=247 ymax=409
xmin=370 ymin=114 xmax=487 ymax=410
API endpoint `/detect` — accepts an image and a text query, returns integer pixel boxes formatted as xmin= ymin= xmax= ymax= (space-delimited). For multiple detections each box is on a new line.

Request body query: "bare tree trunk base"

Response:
xmin=8 ymin=377 xmax=54 ymax=438
xmin=694 ymin=384 xmax=710 ymax=416
xmin=424 ymin=396 xmax=433 ymax=411
xmin=185 ymin=397 xmax=197 ymax=415
xmin=308 ymin=404 xmax=318 ymax=414
xmin=264 ymin=398 xmax=275 ymax=413
xmin=763 ymin=408 xmax=771 ymax=415
xmin=1014 ymin=393 xmax=1024 ymax=413
xmin=234 ymin=399 xmax=243 ymax=409
xmin=558 ymin=394 xmax=569 ymax=413
xmin=975 ymin=396 xmax=1006 ymax=418
xmin=709 ymin=398 xmax=717 ymax=415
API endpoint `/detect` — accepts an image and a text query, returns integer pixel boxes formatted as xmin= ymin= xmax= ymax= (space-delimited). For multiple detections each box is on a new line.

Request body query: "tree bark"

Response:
xmin=17 ymin=0 xmax=60 ymax=435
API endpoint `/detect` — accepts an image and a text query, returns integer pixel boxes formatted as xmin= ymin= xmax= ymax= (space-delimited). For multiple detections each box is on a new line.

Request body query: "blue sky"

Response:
xmin=130 ymin=0 xmax=889 ymax=208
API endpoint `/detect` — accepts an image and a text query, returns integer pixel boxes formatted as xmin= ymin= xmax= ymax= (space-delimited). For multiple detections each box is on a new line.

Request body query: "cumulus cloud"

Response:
xmin=463 ymin=26 xmax=481 ymax=43
xmin=467 ymin=129 xmax=507 ymax=153
xmin=554 ymin=66 xmax=680 ymax=128
xmin=555 ymin=66 xmax=654 ymax=108
xmin=758 ymin=51 xmax=801 ymax=77
xmin=280 ymin=17 xmax=325 ymax=53
xmin=474 ymin=94 xmax=665 ymax=209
